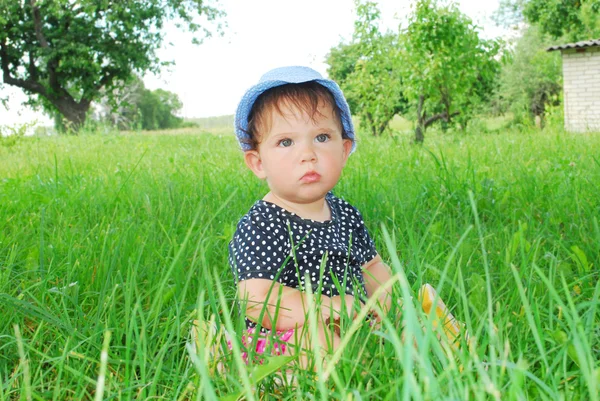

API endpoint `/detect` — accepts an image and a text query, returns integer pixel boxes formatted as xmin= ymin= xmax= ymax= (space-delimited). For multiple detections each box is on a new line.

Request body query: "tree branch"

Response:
xmin=30 ymin=0 xmax=49 ymax=48
xmin=1 ymin=39 xmax=48 ymax=97
xmin=30 ymin=0 xmax=67 ymax=98
xmin=83 ymin=67 xmax=119 ymax=103
xmin=440 ymin=86 xmax=451 ymax=119
xmin=378 ymin=121 xmax=387 ymax=136
xmin=28 ymin=51 xmax=38 ymax=81
xmin=424 ymin=111 xmax=460 ymax=127
xmin=98 ymin=68 xmax=118 ymax=89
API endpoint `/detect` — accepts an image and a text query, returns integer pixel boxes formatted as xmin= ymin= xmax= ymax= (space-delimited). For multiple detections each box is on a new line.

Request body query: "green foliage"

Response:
xmin=0 ymin=122 xmax=34 ymax=147
xmin=495 ymin=0 xmax=600 ymax=41
xmin=94 ymin=77 xmax=146 ymax=130
xmin=327 ymin=0 xmax=499 ymax=141
xmin=401 ymin=0 xmax=501 ymax=142
xmin=496 ymin=26 xmax=563 ymax=128
xmin=138 ymin=88 xmax=184 ymax=130
xmin=326 ymin=42 xmax=363 ymax=112
xmin=491 ymin=0 xmax=598 ymax=129
xmin=95 ymin=77 xmax=185 ymax=130
xmin=524 ymin=0 xmax=600 ymax=41
xmin=494 ymin=0 xmax=529 ymax=28
xmin=326 ymin=1 xmax=407 ymax=137
xmin=0 ymin=0 xmax=223 ymax=131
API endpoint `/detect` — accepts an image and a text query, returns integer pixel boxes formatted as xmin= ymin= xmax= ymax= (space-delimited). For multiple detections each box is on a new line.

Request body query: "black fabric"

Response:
xmin=228 ymin=192 xmax=378 ymax=301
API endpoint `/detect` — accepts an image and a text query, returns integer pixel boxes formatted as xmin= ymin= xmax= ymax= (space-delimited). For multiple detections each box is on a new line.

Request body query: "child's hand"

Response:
xmin=367 ymin=292 xmax=394 ymax=323
xmin=327 ymin=294 xmax=358 ymax=321
xmin=322 ymin=294 xmax=359 ymax=337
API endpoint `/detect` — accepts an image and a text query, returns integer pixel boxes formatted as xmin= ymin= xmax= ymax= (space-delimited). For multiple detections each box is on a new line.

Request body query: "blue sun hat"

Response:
xmin=234 ymin=66 xmax=356 ymax=153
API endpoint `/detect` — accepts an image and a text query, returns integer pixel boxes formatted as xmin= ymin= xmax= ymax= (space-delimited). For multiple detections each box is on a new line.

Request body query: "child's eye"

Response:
xmin=315 ymin=134 xmax=330 ymax=143
xmin=278 ymin=138 xmax=293 ymax=147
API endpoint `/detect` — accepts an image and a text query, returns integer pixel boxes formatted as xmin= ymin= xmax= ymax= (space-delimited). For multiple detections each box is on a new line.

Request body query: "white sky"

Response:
xmin=0 ymin=0 xmax=506 ymax=127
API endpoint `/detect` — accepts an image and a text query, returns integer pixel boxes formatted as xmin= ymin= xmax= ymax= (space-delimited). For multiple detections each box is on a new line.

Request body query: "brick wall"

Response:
xmin=562 ymin=47 xmax=600 ymax=132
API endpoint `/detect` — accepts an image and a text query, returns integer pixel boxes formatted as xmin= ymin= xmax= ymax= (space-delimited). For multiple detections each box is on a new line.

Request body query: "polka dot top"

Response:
xmin=228 ymin=192 xmax=378 ymax=303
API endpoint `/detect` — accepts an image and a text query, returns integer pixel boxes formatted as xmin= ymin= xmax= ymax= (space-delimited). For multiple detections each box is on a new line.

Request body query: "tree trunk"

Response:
xmin=365 ymin=112 xmax=377 ymax=137
xmin=532 ymin=93 xmax=547 ymax=130
xmin=415 ymin=125 xmax=424 ymax=143
xmin=413 ymin=94 xmax=460 ymax=143
xmin=1 ymin=65 xmax=91 ymax=132
xmin=440 ymin=119 xmax=449 ymax=133
xmin=414 ymin=95 xmax=425 ymax=143
xmin=52 ymin=96 xmax=90 ymax=132
xmin=377 ymin=120 xmax=388 ymax=137
xmin=534 ymin=113 xmax=546 ymax=129
xmin=1 ymin=28 xmax=91 ymax=133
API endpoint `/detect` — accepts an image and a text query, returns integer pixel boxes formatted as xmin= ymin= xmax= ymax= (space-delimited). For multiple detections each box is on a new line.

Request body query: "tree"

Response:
xmin=495 ymin=0 xmax=600 ymax=41
xmin=94 ymin=77 xmax=144 ymax=129
xmin=326 ymin=41 xmax=362 ymax=113
xmin=138 ymin=88 xmax=184 ymax=130
xmin=0 ymin=0 xmax=222 ymax=132
xmin=326 ymin=1 xmax=407 ymax=137
xmin=401 ymin=0 xmax=500 ymax=142
xmin=94 ymin=77 xmax=184 ymax=130
xmin=496 ymin=26 xmax=562 ymax=128
xmin=491 ymin=1 xmax=598 ymax=128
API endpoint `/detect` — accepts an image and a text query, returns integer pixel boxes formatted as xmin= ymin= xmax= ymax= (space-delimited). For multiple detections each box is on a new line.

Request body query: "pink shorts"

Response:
xmin=229 ymin=327 xmax=295 ymax=363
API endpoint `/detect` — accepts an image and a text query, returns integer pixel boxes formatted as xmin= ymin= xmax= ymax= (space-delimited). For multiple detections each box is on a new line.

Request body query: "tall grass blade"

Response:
xmin=508 ymin=263 xmax=549 ymax=370
xmin=14 ymin=325 xmax=32 ymax=401
xmin=94 ymin=330 xmax=112 ymax=401
xmin=381 ymin=224 xmax=421 ymax=401
xmin=213 ymin=272 xmax=256 ymax=401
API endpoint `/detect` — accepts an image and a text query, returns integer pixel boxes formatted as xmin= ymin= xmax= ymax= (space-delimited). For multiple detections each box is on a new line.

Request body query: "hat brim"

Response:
xmin=234 ymin=77 xmax=356 ymax=153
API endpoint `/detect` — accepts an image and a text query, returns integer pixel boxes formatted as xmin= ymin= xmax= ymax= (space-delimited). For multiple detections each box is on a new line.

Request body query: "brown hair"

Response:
xmin=240 ymin=82 xmax=349 ymax=150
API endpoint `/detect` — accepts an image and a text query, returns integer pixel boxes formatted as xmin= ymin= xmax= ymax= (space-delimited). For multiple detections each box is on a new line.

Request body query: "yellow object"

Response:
xmin=418 ymin=284 xmax=467 ymax=350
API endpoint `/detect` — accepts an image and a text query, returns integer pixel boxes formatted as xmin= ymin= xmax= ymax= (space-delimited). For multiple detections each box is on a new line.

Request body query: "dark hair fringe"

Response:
xmin=240 ymin=82 xmax=352 ymax=151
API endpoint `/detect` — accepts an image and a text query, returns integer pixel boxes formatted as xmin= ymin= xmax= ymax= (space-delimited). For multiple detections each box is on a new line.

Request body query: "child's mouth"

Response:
xmin=301 ymin=172 xmax=321 ymax=183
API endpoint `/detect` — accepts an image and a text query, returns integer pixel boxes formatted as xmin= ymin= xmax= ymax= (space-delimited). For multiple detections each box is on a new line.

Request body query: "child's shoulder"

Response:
xmin=231 ymin=200 xmax=292 ymax=247
xmin=327 ymin=192 xmax=363 ymax=217
xmin=235 ymin=199 xmax=288 ymax=230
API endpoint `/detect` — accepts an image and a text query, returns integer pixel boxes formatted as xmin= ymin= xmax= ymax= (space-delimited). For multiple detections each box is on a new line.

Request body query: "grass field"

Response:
xmin=1 ymin=126 xmax=599 ymax=400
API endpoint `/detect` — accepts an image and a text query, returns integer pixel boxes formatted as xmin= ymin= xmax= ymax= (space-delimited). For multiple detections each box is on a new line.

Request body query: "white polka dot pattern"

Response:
xmin=228 ymin=193 xmax=378 ymax=299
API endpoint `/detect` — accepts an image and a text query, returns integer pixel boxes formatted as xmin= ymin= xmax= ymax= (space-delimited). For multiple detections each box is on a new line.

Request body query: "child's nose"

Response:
xmin=300 ymin=142 xmax=317 ymax=162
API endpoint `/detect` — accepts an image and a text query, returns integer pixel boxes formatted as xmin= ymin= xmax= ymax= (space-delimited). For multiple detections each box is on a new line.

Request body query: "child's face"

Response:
xmin=244 ymin=101 xmax=353 ymax=205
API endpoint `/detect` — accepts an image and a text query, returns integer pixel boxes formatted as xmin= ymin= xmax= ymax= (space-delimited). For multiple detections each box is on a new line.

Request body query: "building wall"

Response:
xmin=562 ymin=47 xmax=600 ymax=132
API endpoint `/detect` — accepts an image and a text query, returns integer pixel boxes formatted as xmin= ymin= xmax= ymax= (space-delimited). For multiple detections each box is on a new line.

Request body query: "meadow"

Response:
xmin=0 ymin=125 xmax=599 ymax=400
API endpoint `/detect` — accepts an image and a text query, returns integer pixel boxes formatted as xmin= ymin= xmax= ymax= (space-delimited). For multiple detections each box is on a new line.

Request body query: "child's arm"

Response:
xmin=237 ymin=279 xmax=353 ymax=331
xmin=362 ymin=254 xmax=394 ymax=319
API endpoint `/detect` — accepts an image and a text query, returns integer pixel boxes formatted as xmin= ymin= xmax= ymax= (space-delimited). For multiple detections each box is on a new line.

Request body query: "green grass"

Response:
xmin=1 ymin=126 xmax=599 ymax=400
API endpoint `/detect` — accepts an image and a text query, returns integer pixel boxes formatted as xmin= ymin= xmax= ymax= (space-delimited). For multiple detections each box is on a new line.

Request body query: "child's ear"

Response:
xmin=244 ymin=150 xmax=267 ymax=180
xmin=341 ymin=139 xmax=353 ymax=166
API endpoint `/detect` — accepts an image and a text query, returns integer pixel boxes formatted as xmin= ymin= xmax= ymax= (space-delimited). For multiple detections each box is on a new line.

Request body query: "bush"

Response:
xmin=0 ymin=122 xmax=34 ymax=147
